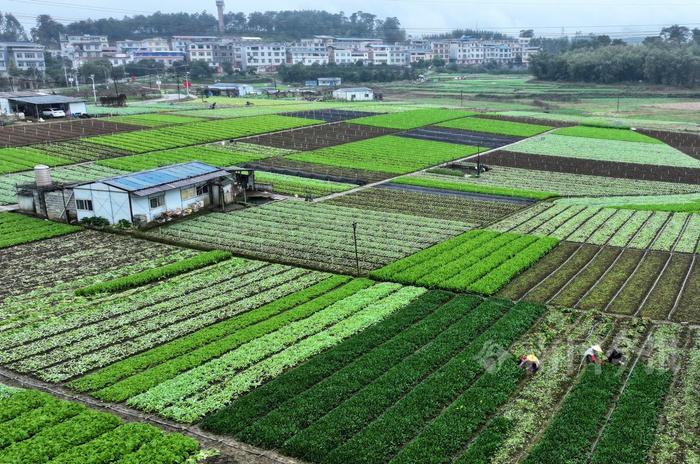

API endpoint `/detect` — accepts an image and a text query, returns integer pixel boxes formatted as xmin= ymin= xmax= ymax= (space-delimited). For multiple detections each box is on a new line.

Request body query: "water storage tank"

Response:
xmin=34 ymin=165 xmax=52 ymax=187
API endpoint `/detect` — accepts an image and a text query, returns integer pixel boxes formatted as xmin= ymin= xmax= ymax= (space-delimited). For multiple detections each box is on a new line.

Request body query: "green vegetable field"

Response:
xmin=0 ymin=92 xmax=698 ymax=463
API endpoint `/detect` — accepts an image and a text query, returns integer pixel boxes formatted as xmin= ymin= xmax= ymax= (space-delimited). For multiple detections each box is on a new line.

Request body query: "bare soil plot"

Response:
xmin=0 ymin=120 xmax=142 ymax=148
xmin=500 ymin=241 xmax=700 ymax=323
xmin=244 ymin=122 xmax=395 ymax=151
xmin=0 ymin=231 xmax=195 ymax=305
xmin=638 ymin=128 xmax=700 ymax=160
xmin=397 ymin=126 xmax=522 ymax=148
xmin=325 ymin=186 xmax=525 ymax=225
xmin=281 ymin=109 xmax=379 ymax=123
xmin=481 ymin=150 xmax=700 ymax=184
xmin=478 ymin=113 xmax=577 ymax=128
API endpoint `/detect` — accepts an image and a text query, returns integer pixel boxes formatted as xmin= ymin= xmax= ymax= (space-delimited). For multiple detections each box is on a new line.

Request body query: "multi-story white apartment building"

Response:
xmin=116 ymin=37 xmax=170 ymax=54
xmin=408 ymin=49 xmax=434 ymax=64
xmin=241 ymin=43 xmax=286 ymax=71
xmin=59 ymin=34 xmax=109 ymax=68
xmin=0 ymin=42 xmax=46 ymax=76
xmin=444 ymin=36 xmax=538 ymax=66
xmin=366 ymin=44 xmax=408 ymax=66
xmin=431 ymin=41 xmax=451 ymax=62
xmin=170 ymin=36 xmax=219 ymax=54
xmin=188 ymin=42 xmax=215 ymax=64
xmin=286 ymin=46 xmax=329 ymax=66
xmin=102 ymin=47 xmax=132 ymax=66
xmin=329 ymin=46 xmax=370 ymax=65
xmin=133 ymin=51 xmax=186 ymax=66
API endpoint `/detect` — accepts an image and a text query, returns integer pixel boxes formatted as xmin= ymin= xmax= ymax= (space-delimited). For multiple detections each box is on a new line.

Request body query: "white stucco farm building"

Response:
xmin=72 ymin=162 xmax=253 ymax=225
xmin=332 ymin=87 xmax=374 ymax=101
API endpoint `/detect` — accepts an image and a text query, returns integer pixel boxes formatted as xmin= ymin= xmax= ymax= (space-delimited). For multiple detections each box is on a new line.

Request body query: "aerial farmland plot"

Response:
xmin=2 ymin=95 xmax=700 ymax=464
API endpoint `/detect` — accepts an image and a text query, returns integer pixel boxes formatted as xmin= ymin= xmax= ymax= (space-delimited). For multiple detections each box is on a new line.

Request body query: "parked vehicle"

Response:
xmin=41 ymin=108 xmax=66 ymax=118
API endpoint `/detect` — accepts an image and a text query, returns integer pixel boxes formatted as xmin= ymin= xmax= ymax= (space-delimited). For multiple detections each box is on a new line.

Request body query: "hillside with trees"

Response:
xmin=531 ymin=25 xmax=700 ymax=86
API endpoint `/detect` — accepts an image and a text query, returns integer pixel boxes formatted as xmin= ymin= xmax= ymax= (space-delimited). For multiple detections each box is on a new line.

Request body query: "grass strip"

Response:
xmin=238 ymin=294 xmax=481 ymax=448
xmin=591 ymin=364 xmax=672 ymax=464
xmin=200 ymin=290 xmax=455 ymax=435
xmin=70 ymin=275 xmax=352 ymax=393
xmin=75 ymin=250 xmax=233 ymax=296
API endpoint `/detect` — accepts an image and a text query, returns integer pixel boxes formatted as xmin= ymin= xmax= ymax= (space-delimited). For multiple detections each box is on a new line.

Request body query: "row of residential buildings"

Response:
xmin=1 ymin=34 xmax=539 ymax=77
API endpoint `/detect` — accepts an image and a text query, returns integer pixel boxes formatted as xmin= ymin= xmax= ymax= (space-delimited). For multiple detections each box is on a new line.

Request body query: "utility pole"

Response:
xmin=616 ymin=95 xmax=620 ymax=113
xmin=74 ymin=72 xmax=80 ymax=91
xmin=89 ymin=74 xmax=97 ymax=104
xmin=352 ymin=222 xmax=360 ymax=277
xmin=460 ymin=90 xmax=464 ymax=107
xmin=63 ymin=64 xmax=69 ymax=87
xmin=185 ymin=71 xmax=190 ymax=97
xmin=176 ymin=72 xmax=181 ymax=101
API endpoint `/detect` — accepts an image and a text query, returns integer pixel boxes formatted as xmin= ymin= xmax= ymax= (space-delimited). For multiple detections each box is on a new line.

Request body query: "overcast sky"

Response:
xmin=8 ymin=0 xmax=700 ymax=38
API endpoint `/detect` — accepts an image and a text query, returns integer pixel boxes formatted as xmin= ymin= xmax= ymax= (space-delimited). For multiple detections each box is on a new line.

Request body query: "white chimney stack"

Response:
xmin=216 ymin=0 xmax=225 ymax=34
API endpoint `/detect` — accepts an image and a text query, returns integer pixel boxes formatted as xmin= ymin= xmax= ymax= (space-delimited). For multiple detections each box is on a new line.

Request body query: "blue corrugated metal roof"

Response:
xmin=101 ymin=162 xmax=223 ymax=192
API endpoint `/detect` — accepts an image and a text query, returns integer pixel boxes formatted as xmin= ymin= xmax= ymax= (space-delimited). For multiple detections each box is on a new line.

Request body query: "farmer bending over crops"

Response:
xmin=518 ymin=354 xmax=540 ymax=374
xmin=584 ymin=345 xmax=604 ymax=365
xmin=607 ymin=348 xmax=625 ymax=366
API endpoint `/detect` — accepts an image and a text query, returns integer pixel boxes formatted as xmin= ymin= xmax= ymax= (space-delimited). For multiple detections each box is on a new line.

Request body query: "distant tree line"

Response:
xmin=28 ymin=10 xmax=405 ymax=44
xmin=0 ymin=11 xmax=27 ymax=41
xmin=277 ymin=63 xmax=417 ymax=84
xmin=531 ymin=26 xmax=700 ymax=86
xmin=425 ymin=29 xmax=511 ymax=41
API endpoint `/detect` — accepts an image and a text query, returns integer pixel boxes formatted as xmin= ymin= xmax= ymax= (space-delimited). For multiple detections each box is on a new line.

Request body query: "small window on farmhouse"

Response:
xmin=196 ymin=185 xmax=209 ymax=196
xmin=181 ymin=187 xmax=196 ymax=200
xmin=76 ymin=199 xmax=93 ymax=211
xmin=149 ymin=195 xmax=165 ymax=209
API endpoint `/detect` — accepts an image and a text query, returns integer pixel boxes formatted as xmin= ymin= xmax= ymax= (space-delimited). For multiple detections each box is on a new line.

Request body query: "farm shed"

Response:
xmin=332 ymin=87 xmax=374 ymax=101
xmin=206 ymin=83 xmax=258 ymax=97
xmin=5 ymin=95 xmax=87 ymax=118
xmin=72 ymin=162 xmax=254 ymax=226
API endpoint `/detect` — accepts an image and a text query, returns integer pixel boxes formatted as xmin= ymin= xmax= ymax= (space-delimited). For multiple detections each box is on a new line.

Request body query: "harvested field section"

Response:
xmin=577 ymin=249 xmax=645 ymax=311
xmin=588 ymin=251 xmax=665 ymax=313
xmin=37 ymin=140 xmax=129 ymax=162
xmin=521 ymin=244 xmax=600 ymax=303
xmin=244 ymin=122 xmax=395 ymax=151
xmin=0 ymin=231 xmax=196 ymax=306
xmin=325 ymin=186 xmax=525 ymax=224
xmin=281 ymin=109 xmax=379 ymax=123
xmin=671 ymin=263 xmax=700 ymax=322
xmin=148 ymin=201 xmax=469 ymax=274
xmin=639 ymin=128 xmax=700 ymax=160
xmin=0 ymin=258 xmax=331 ymax=382
xmin=0 ymin=119 xmax=140 ymax=148
xmin=480 ymin=150 xmax=700 ymax=184
xmin=498 ymin=241 xmax=581 ymax=301
xmin=397 ymin=126 xmax=522 ymax=148
xmin=639 ymin=253 xmax=693 ymax=319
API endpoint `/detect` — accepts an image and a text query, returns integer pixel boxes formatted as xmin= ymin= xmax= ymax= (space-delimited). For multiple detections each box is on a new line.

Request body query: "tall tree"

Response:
xmin=660 ymin=25 xmax=690 ymax=43
xmin=31 ymin=15 xmax=65 ymax=48
xmin=0 ymin=12 xmax=28 ymax=41
xmin=379 ymin=17 xmax=405 ymax=43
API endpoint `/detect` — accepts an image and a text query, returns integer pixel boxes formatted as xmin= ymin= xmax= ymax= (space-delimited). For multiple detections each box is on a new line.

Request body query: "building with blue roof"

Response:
xmin=73 ymin=162 xmax=253 ymax=226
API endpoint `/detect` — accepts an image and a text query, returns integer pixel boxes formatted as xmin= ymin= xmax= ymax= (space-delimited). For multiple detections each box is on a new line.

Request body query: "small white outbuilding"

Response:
xmin=332 ymin=87 xmax=374 ymax=101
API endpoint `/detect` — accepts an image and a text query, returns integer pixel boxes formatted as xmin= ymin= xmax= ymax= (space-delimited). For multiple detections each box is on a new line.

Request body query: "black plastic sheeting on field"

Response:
xmin=380 ymin=182 xmax=536 ymax=205
xmin=281 ymin=109 xmax=380 ymax=123
xmin=396 ymin=126 xmax=523 ymax=148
